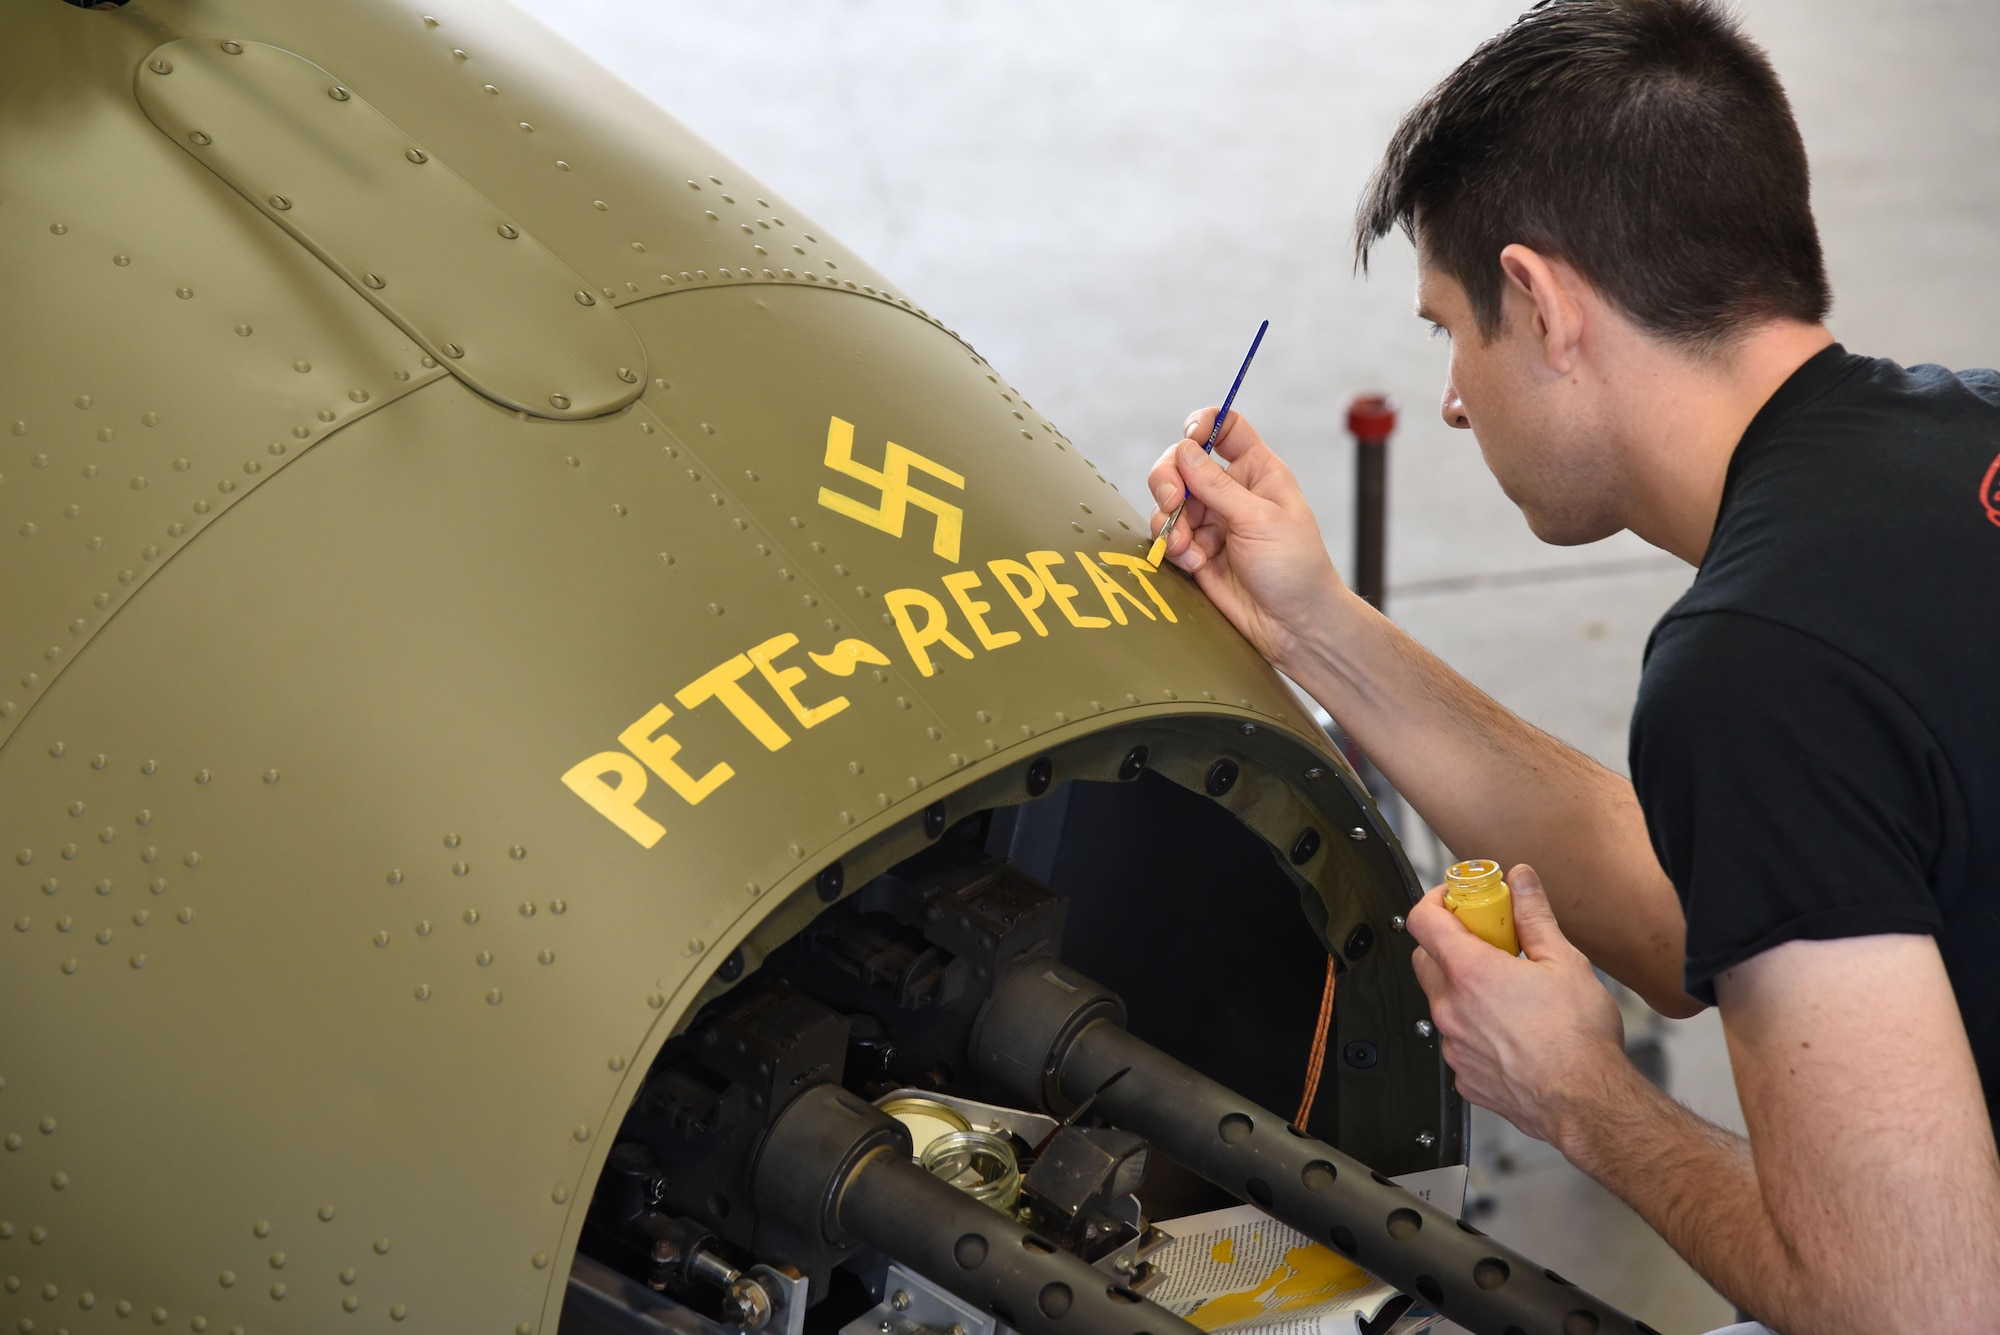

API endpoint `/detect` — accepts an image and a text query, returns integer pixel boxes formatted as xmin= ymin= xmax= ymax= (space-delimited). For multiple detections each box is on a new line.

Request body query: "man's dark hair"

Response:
xmin=1356 ymin=0 xmax=1830 ymax=350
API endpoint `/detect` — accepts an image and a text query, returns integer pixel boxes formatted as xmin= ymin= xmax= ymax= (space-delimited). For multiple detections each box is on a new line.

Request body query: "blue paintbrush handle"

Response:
xmin=1202 ymin=318 xmax=1268 ymax=452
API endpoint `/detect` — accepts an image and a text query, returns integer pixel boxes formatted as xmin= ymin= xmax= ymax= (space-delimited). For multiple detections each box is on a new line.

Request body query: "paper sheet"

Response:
xmin=1149 ymin=1167 xmax=1464 ymax=1335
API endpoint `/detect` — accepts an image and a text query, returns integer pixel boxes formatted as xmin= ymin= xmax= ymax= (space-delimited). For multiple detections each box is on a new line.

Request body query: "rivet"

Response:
xmin=220 ymin=39 xmax=244 ymax=54
xmin=452 ymin=860 xmax=468 ymax=877
xmin=270 ymin=1283 xmax=285 ymax=1300
xmin=235 ymin=323 xmax=253 ymax=336
xmin=267 ymin=194 xmax=290 ymax=213
xmin=532 ymin=1253 xmax=549 ymax=1270
xmin=463 ymin=908 xmax=479 ymax=925
xmin=476 ymin=949 xmax=491 ymax=966
xmin=375 ymin=1238 xmax=391 ymax=1255
xmin=573 ymin=1125 xmax=590 ymax=1143
xmin=406 ymin=148 xmax=428 ymax=164
xmin=414 ymin=984 xmax=430 ymax=1001
xmin=113 ymin=253 xmax=131 ymax=267
xmin=364 ymin=273 xmax=386 ymax=289
xmin=392 ymin=1304 xmax=408 ymax=1321
xmin=592 ymin=199 xmax=608 ymax=211
xmin=539 ymin=948 xmax=554 ymax=965
xmin=442 ymin=343 xmax=464 ymax=358
xmin=549 ymin=394 xmax=571 ymax=409
xmin=549 ymin=899 xmax=565 ymax=914
xmin=328 ymin=85 xmax=350 ymax=101
xmin=51 ymin=1172 xmax=68 ymax=1189
xmin=487 ymin=988 xmax=502 ymax=1005
xmin=130 ymin=952 xmax=145 ymax=969
xmin=451 ymin=48 xmax=467 ymax=59
xmin=647 ymin=992 xmax=664 ymax=1009
xmin=217 ymin=1273 xmax=234 ymax=1289
xmin=253 ymin=1221 xmax=271 ymax=1238
xmin=343 ymin=1296 xmax=360 ymax=1313
xmin=387 ymin=869 xmax=403 ymax=885
xmin=518 ymin=121 xmax=533 ymax=133
xmin=188 ymin=130 xmax=212 ymax=147
xmin=574 ymin=290 xmax=596 ymax=306
xmin=497 ymin=223 xmax=519 ymax=239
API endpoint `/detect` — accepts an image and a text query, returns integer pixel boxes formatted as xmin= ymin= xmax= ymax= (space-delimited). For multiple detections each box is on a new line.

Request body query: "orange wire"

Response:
xmin=1294 ymin=953 xmax=1337 ymax=1129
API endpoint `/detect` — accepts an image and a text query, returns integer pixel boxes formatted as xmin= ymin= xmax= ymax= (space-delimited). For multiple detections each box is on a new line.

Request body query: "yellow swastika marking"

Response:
xmin=816 ymin=416 xmax=966 ymax=562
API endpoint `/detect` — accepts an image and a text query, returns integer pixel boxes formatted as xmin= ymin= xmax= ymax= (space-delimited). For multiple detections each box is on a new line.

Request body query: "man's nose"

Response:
xmin=1440 ymin=381 xmax=1471 ymax=430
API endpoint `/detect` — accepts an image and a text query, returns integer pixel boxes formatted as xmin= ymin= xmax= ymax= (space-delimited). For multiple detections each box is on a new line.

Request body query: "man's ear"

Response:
xmin=1498 ymin=243 xmax=1585 ymax=375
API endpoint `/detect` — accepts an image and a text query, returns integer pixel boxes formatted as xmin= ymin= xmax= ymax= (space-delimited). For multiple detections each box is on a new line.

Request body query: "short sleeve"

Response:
xmin=1632 ymin=610 xmax=1947 ymax=1004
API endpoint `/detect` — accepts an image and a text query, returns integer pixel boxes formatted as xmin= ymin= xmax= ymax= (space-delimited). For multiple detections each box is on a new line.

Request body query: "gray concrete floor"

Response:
xmin=510 ymin=3 xmax=2000 ymax=1330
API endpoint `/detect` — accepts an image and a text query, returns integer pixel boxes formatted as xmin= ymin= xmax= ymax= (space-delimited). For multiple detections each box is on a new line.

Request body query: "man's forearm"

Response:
xmin=1281 ymin=590 xmax=1696 ymax=1013
xmin=1557 ymin=1057 xmax=1865 ymax=1335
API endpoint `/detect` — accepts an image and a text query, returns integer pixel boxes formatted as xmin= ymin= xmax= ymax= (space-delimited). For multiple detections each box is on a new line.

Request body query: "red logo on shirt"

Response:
xmin=1985 ymin=451 xmax=2000 ymax=529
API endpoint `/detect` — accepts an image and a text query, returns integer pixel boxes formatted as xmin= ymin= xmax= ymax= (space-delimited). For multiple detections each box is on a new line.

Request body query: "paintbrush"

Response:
xmin=1146 ymin=319 xmax=1268 ymax=568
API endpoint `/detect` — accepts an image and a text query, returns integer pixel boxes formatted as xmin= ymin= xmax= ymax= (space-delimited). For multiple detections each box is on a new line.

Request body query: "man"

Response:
xmin=1146 ymin=2 xmax=2000 ymax=1331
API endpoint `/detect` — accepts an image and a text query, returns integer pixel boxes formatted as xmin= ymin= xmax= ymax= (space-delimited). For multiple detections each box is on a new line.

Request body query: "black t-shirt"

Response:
xmin=1630 ymin=344 xmax=2000 ymax=1118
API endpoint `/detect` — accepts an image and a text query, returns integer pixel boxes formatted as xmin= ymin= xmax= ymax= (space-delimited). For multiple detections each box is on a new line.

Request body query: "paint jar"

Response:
xmin=1444 ymin=859 xmax=1519 ymax=956
xmin=920 ymin=1128 xmax=1021 ymax=1212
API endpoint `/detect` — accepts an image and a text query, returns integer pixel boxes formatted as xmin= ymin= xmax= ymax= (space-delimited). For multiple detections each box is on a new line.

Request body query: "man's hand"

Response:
xmin=1407 ymin=863 xmax=1634 ymax=1145
xmin=1145 ymin=409 xmax=1351 ymax=672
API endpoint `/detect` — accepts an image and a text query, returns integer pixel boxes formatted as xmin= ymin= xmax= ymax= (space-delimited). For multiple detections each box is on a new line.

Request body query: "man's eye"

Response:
xmin=1427 ymin=322 xmax=1449 ymax=340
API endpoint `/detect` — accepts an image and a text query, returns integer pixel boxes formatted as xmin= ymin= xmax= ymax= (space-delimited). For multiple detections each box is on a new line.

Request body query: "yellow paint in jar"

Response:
xmin=1444 ymin=859 xmax=1519 ymax=955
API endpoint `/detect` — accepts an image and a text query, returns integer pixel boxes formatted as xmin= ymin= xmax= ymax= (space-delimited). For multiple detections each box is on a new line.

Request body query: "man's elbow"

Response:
xmin=1641 ymin=984 xmax=1706 ymax=1020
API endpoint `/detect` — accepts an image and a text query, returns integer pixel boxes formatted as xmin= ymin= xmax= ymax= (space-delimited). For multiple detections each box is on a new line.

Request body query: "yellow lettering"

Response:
xmin=987 ymin=558 xmax=1050 ymax=637
xmin=617 ymin=704 xmax=734 ymax=806
xmin=816 ymin=416 xmax=967 ymax=561
xmin=941 ymin=569 xmax=1021 ymax=650
xmin=1098 ymin=551 xmax=1179 ymax=623
xmin=748 ymin=633 xmax=849 ymax=728
xmin=1074 ymin=550 xmax=1156 ymax=625
xmin=676 ymin=654 xmax=791 ymax=752
xmin=885 ymin=587 xmax=976 ymax=677
xmin=808 ymin=638 xmax=893 ymax=677
xmin=561 ymin=750 xmax=667 ymax=848
xmin=1027 ymin=550 xmax=1110 ymax=629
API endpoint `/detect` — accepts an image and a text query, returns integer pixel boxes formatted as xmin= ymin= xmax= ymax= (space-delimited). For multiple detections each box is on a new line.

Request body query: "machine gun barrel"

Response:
xmin=753 ymin=1084 xmax=1203 ymax=1335
xmin=974 ymin=964 xmax=1656 ymax=1335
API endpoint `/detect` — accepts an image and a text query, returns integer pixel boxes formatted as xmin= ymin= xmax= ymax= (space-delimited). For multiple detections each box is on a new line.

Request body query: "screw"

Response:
xmin=1239 ymin=721 xmax=1257 ymax=735
xmin=149 ymin=58 xmax=173 ymax=75
xmin=890 ymin=1292 xmax=910 ymax=1312
xmin=1304 ymin=766 xmax=1325 ymax=781
xmin=1390 ymin=915 xmax=1407 ymax=933
xmin=1415 ymin=1020 xmax=1435 ymax=1039
xmin=1348 ymin=826 xmax=1368 ymax=841
xmin=1416 ymin=1131 xmax=1437 ymax=1149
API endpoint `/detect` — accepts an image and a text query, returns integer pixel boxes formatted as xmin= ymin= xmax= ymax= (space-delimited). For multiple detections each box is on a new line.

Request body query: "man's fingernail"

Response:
xmin=1154 ymin=484 xmax=1176 ymax=508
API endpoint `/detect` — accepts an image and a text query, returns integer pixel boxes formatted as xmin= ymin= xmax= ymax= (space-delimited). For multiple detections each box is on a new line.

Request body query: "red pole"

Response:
xmin=1346 ymin=394 xmax=1398 ymax=611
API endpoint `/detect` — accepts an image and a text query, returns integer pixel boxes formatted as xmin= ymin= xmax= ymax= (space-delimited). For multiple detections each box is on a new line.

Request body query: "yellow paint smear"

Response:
xmin=1186 ymin=1244 xmax=1374 ymax=1331
xmin=1209 ymin=1238 xmax=1236 ymax=1265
